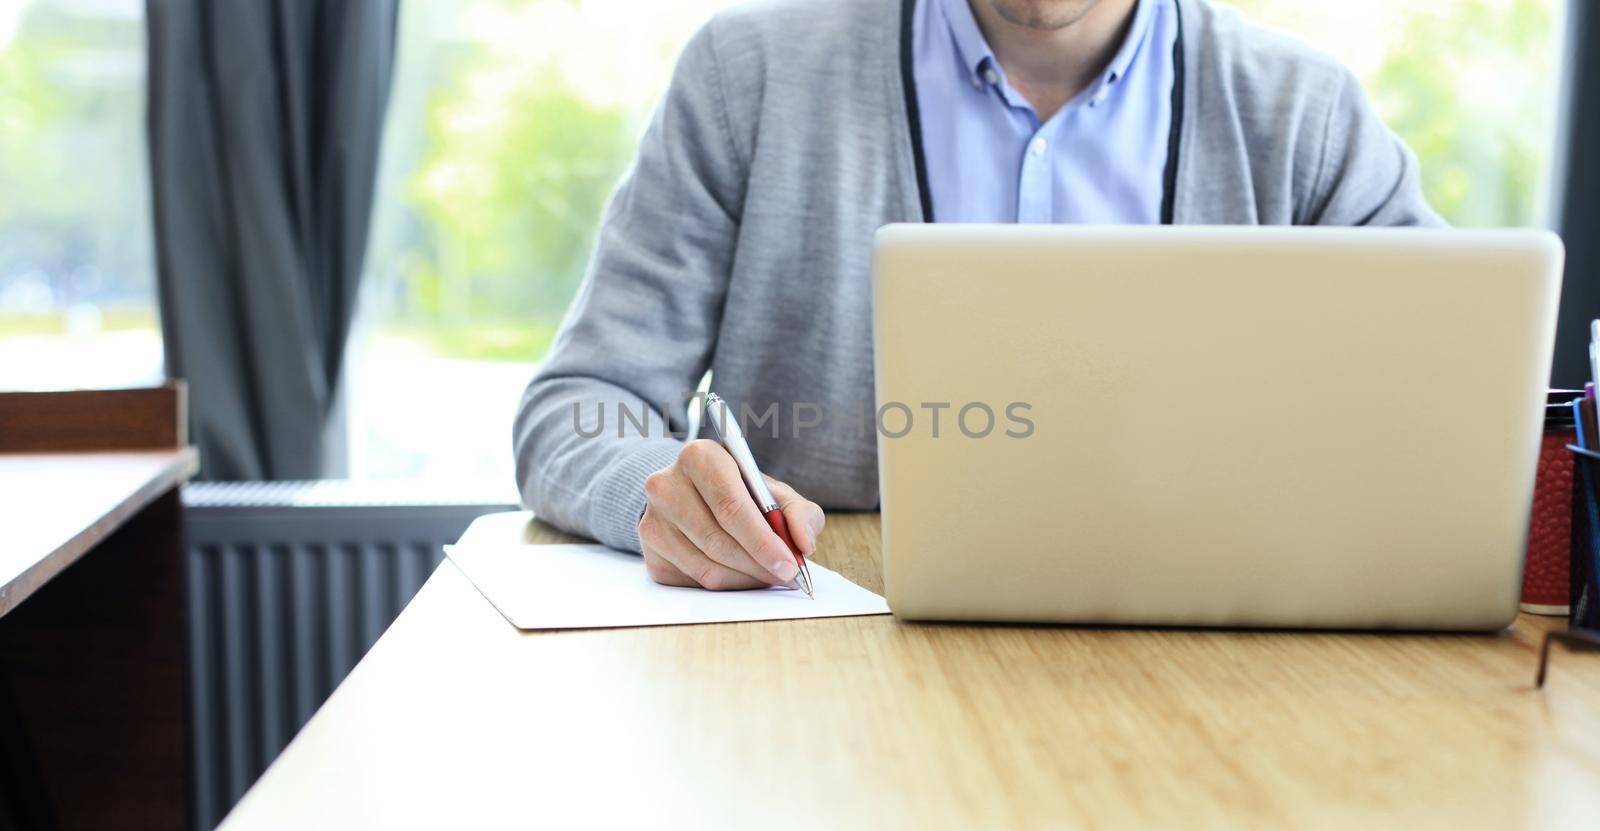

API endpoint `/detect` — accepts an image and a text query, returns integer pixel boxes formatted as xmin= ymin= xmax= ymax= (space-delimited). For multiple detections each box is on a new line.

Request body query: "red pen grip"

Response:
xmin=762 ymin=508 xmax=805 ymax=564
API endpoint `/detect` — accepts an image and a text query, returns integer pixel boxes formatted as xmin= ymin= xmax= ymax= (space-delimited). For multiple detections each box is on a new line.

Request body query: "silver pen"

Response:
xmin=702 ymin=393 xmax=815 ymax=597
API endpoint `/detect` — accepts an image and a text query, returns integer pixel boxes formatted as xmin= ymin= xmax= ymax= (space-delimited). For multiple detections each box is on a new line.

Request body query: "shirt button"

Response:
xmin=1029 ymin=137 xmax=1047 ymax=157
xmin=984 ymin=67 xmax=999 ymax=86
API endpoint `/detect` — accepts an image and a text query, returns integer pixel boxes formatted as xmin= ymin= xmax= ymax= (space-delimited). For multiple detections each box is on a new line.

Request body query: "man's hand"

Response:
xmin=639 ymin=439 xmax=826 ymax=590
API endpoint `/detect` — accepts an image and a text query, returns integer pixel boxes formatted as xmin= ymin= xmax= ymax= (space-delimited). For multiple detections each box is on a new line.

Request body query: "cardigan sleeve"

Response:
xmin=512 ymin=20 xmax=747 ymax=551
xmin=1308 ymin=66 xmax=1447 ymax=228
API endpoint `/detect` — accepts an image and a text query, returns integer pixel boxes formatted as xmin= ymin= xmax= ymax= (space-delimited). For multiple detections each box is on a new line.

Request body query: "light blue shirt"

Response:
xmin=912 ymin=0 xmax=1177 ymax=223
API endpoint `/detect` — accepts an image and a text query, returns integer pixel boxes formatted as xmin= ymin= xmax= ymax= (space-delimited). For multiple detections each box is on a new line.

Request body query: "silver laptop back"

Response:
xmin=873 ymin=225 xmax=1563 ymax=630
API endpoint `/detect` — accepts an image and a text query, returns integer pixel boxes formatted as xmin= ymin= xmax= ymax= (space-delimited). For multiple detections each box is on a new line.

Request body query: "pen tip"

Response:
xmin=795 ymin=563 xmax=815 ymax=598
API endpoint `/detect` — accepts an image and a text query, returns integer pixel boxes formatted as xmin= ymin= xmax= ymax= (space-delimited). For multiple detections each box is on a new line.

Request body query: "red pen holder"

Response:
xmin=1521 ymin=392 xmax=1583 ymax=614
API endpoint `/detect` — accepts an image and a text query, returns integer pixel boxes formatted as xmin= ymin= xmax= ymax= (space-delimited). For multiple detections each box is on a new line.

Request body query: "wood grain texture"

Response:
xmin=224 ymin=512 xmax=1600 ymax=830
xmin=0 ymin=449 xmax=199 ymax=619
xmin=0 ymin=383 xmax=187 ymax=453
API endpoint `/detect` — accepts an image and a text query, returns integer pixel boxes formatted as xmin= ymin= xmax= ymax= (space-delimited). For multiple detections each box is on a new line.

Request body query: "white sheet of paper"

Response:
xmin=444 ymin=544 xmax=890 ymax=630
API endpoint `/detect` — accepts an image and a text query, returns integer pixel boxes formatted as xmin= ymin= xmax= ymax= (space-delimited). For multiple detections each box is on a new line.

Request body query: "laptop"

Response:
xmin=872 ymin=225 xmax=1564 ymax=630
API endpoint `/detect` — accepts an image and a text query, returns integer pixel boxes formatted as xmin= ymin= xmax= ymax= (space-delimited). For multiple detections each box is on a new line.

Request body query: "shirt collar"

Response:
xmin=1102 ymin=0 xmax=1158 ymax=86
xmin=936 ymin=0 xmax=1158 ymax=92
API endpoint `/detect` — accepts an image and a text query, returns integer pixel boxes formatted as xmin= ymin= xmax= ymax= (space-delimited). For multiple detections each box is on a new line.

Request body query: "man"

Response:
xmin=512 ymin=0 xmax=1441 ymax=591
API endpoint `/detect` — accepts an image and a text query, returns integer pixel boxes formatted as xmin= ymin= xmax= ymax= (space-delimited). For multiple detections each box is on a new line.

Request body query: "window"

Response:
xmin=1226 ymin=0 xmax=1565 ymax=227
xmin=349 ymin=0 xmax=742 ymax=484
xmin=0 ymin=0 xmax=161 ymax=391
xmin=344 ymin=0 xmax=1566 ymax=485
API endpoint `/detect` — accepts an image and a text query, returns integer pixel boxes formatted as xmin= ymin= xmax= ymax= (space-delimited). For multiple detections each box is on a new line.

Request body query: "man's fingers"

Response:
xmin=640 ymin=512 xmax=767 ymax=591
xmin=678 ymin=441 xmax=797 ymax=580
xmin=638 ymin=508 xmax=697 ymax=587
xmin=643 ymin=441 xmax=823 ymax=591
xmin=768 ymin=477 xmax=825 ymax=556
xmin=641 ymin=547 xmax=697 ymax=588
xmin=644 ymin=456 xmax=791 ymax=585
xmin=657 ymin=484 xmax=788 ymax=585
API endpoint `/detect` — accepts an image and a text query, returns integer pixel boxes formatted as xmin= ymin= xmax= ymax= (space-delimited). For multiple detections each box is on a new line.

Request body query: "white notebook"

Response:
xmin=445 ymin=544 xmax=890 ymax=630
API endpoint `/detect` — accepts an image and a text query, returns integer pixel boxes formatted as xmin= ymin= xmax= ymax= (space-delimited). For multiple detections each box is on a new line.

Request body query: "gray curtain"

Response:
xmin=1553 ymin=0 xmax=1600 ymax=388
xmin=146 ymin=0 xmax=398 ymax=479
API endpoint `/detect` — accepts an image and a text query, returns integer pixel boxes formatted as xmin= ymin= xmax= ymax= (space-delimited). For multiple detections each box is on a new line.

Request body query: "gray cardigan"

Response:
xmin=513 ymin=0 xmax=1444 ymax=552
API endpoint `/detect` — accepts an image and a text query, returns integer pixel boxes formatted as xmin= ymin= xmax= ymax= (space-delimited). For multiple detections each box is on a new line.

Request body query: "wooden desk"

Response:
xmin=0 ymin=450 xmax=197 ymax=617
xmin=225 ymin=511 xmax=1600 ymax=829
xmin=0 ymin=386 xmax=197 ymax=830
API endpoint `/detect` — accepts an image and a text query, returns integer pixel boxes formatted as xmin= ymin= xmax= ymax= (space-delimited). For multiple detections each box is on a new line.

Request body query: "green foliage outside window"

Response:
xmin=1228 ymin=0 xmax=1558 ymax=228
xmin=0 ymin=4 xmax=151 ymax=315
xmin=407 ymin=71 xmax=632 ymax=323
xmin=0 ymin=0 xmax=1570 ymax=364
xmin=1367 ymin=0 xmax=1558 ymax=226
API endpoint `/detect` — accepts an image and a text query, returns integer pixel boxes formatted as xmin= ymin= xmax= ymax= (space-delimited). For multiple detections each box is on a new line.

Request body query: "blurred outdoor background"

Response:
xmin=0 ymin=0 xmax=1570 ymax=488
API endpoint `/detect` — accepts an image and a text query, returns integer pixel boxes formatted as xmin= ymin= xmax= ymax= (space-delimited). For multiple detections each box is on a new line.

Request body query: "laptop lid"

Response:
xmin=872 ymin=225 xmax=1563 ymax=630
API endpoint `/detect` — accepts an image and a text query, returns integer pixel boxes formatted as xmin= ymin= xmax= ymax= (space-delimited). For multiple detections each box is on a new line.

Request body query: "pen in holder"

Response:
xmin=1568 ymin=442 xmax=1599 ymax=629
xmin=1533 ymin=441 xmax=1600 ymax=687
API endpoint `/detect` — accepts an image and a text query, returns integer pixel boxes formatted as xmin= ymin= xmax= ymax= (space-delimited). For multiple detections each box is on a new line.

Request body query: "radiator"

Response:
xmin=183 ymin=480 xmax=516 ymax=829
